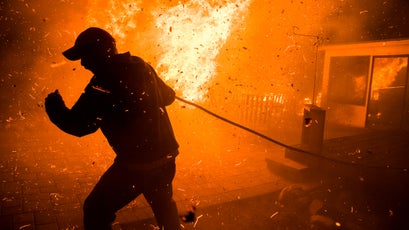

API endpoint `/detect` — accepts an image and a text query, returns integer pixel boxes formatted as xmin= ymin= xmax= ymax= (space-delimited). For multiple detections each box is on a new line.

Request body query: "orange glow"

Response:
xmin=371 ymin=57 xmax=407 ymax=101
xmin=372 ymin=57 xmax=407 ymax=91
xmin=7 ymin=0 xmax=374 ymax=155
xmin=87 ymin=0 xmax=252 ymax=102
xmin=79 ymin=0 xmax=353 ymax=109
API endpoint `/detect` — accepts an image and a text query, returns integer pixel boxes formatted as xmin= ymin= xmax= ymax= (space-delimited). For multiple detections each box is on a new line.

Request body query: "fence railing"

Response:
xmin=214 ymin=93 xmax=286 ymax=128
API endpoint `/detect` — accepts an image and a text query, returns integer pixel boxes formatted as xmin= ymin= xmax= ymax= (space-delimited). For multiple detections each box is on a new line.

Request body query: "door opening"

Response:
xmin=366 ymin=56 xmax=409 ymax=130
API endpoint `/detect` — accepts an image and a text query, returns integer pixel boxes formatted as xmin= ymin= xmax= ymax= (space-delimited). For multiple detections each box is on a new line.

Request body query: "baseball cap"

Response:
xmin=63 ymin=27 xmax=116 ymax=61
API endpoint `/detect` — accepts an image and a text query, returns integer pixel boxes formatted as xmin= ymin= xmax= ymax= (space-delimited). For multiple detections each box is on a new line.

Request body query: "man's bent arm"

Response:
xmin=45 ymin=91 xmax=100 ymax=137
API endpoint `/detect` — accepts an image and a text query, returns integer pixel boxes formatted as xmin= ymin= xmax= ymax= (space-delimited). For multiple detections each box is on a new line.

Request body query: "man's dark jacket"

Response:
xmin=46 ymin=52 xmax=179 ymax=165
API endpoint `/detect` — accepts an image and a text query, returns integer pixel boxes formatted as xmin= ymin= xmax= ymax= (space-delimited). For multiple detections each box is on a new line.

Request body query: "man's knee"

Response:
xmin=83 ymin=196 xmax=116 ymax=230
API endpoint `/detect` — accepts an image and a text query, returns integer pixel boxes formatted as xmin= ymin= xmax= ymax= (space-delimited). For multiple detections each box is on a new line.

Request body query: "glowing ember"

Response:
xmin=87 ymin=0 xmax=251 ymax=102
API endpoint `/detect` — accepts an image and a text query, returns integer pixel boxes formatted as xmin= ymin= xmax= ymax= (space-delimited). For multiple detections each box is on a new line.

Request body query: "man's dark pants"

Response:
xmin=83 ymin=158 xmax=180 ymax=230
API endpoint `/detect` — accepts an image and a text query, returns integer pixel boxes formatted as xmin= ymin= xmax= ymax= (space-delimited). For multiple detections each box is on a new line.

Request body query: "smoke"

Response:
xmin=0 ymin=0 xmax=91 ymax=123
xmin=322 ymin=0 xmax=409 ymax=43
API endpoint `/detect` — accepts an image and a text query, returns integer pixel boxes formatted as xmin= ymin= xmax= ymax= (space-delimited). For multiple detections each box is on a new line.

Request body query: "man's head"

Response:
xmin=63 ymin=27 xmax=118 ymax=72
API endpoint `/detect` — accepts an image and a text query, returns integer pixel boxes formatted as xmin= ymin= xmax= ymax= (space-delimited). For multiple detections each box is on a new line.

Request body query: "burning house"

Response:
xmin=285 ymin=39 xmax=409 ymax=173
xmin=318 ymin=39 xmax=409 ymax=133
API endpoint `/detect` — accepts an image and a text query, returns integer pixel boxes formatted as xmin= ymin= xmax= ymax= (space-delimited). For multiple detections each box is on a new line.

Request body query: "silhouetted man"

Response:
xmin=45 ymin=27 xmax=181 ymax=230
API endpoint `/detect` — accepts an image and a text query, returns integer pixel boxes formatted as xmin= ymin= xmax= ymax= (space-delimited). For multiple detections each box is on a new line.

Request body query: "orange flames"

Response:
xmin=371 ymin=57 xmax=408 ymax=101
xmin=372 ymin=57 xmax=407 ymax=89
xmin=87 ymin=0 xmax=252 ymax=102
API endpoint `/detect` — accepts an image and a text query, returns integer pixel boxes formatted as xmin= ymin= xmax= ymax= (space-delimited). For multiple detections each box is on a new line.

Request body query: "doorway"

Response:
xmin=367 ymin=56 xmax=409 ymax=130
